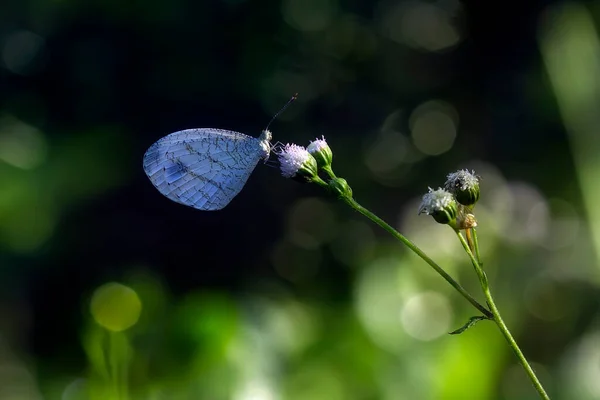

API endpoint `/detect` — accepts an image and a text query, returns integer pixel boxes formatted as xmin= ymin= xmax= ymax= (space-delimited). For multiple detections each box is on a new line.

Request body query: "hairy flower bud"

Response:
xmin=418 ymin=187 xmax=458 ymax=226
xmin=444 ymin=169 xmax=480 ymax=207
xmin=307 ymin=136 xmax=333 ymax=170
xmin=276 ymin=143 xmax=318 ymax=182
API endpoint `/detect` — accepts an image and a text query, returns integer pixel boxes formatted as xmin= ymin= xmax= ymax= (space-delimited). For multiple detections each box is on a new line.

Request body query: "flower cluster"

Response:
xmin=419 ymin=169 xmax=480 ymax=229
xmin=276 ymin=143 xmax=318 ymax=180
xmin=275 ymin=136 xmax=352 ymax=198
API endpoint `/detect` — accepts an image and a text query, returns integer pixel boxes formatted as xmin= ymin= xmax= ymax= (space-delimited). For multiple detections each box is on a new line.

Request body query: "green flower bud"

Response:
xmin=328 ymin=177 xmax=352 ymax=198
xmin=418 ymin=187 xmax=458 ymax=226
xmin=276 ymin=143 xmax=319 ymax=182
xmin=307 ymin=136 xmax=333 ymax=169
xmin=444 ymin=169 xmax=480 ymax=207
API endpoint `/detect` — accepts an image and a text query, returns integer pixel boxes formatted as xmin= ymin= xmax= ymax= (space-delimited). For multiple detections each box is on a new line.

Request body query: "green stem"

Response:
xmin=455 ymin=231 xmax=550 ymax=400
xmin=472 ymin=228 xmax=482 ymax=266
xmin=311 ymin=176 xmax=330 ymax=189
xmin=341 ymin=195 xmax=492 ymax=319
xmin=323 ymin=165 xmax=337 ymax=179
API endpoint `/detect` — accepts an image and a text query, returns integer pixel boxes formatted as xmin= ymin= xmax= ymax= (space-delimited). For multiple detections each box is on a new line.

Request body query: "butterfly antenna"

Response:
xmin=265 ymin=93 xmax=298 ymax=132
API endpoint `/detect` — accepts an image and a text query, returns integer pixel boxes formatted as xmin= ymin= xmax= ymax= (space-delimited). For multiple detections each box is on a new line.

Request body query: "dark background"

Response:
xmin=0 ymin=0 xmax=597 ymax=399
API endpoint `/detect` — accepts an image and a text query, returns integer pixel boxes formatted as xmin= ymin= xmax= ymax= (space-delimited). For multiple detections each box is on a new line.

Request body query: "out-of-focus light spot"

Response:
xmin=283 ymin=362 xmax=345 ymax=400
xmin=2 ymin=30 xmax=45 ymax=75
xmin=260 ymin=300 xmax=316 ymax=356
xmin=234 ymin=380 xmax=276 ymax=400
xmin=409 ymin=100 xmax=458 ymax=156
xmin=536 ymin=198 xmax=580 ymax=250
xmin=271 ymin=240 xmax=321 ymax=283
xmin=523 ymin=198 xmax=549 ymax=244
xmin=176 ymin=293 xmax=239 ymax=355
xmin=498 ymin=182 xmax=548 ymax=245
xmin=329 ymin=220 xmax=375 ymax=268
xmin=365 ymin=110 xmax=423 ymax=186
xmin=228 ymin=307 xmax=279 ymax=399
xmin=467 ymin=161 xmax=510 ymax=214
xmin=0 ymin=366 xmax=43 ymax=400
xmin=282 ymin=0 xmax=337 ymax=32
xmin=62 ymin=378 xmax=87 ymax=400
xmin=287 ymin=197 xmax=337 ymax=249
xmin=90 ymin=283 xmax=142 ymax=332
xmin=524 ymin=277 xmax=571 ymax=321
xmin=320 ymin=15 xmax=378 ymax=61
xmin=0 ymin=114 xmax=47 ymax=169
xmin=379 ymin=0 xmax=462 ymax=52
xmin=0 ymin=337 xmax=42 ymax=399
xmin=400 ymin=291 xmax=452 ymax=341
xmin=355 ymin=258 xmax=420 ymax=353
xmin=464 ymin=169 xmax=544 ymax=247
xmin=559 ymin=332 xmax=600 ymax=399
xmin=365 ymin=129 xmax=409 ymax=173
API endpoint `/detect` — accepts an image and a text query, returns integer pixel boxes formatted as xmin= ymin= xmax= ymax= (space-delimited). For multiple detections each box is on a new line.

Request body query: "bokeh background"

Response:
xmin=1 ymin=0 xmax=600 ymax=398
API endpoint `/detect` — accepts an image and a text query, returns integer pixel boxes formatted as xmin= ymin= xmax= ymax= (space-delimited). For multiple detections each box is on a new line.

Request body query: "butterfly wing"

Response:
xmin=143 ymin=128 xmax=265 ymax=210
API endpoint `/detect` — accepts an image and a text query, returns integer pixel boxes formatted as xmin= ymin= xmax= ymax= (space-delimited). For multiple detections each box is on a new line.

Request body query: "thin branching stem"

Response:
xmin=455 ymin=231 xmax=550 ymax=400
xmin=340 ymin=195 xmax=492 ymax=319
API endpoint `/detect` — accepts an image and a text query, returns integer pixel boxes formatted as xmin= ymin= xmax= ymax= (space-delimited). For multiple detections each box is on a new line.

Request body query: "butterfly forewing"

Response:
xmin=143 ymin=128 xmax=266 ymax=210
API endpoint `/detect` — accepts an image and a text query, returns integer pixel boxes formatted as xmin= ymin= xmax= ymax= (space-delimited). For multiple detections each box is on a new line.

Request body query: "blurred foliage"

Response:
xmin=1 ymin=0 xmax=600 ymax=399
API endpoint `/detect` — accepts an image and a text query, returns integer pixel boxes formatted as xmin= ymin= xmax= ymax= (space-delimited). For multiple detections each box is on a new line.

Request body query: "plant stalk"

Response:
xmin=341 ymin=195 xmax=492 ymax=319
xmin=455 ymin=231 xmax=550 ymax=400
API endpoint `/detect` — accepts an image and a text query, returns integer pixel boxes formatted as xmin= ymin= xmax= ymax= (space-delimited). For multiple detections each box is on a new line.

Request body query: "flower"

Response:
xmin=418 ymin=187 xmax=458 ymax=225
xmin=276 ymin=143 xmax=318 ymax=181
xmin=307 ymin=136 xmax=333 ymax=169
xmin=444 ymin=169 xmax=480 ymax=207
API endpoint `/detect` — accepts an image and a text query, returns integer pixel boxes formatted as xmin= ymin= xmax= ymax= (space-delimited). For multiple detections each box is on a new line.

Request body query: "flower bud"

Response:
xmin=276 ymin=143 xmax=319 ymax=182
xmin=328 ymin=177 xmax=352 ymax=198
xmin=457 ymin=211 xmax=477 ymax=230
xmin=307 ymin=136 xmax=333 ymax=169
xmin=444 ymin=169 xmax=480 ymax=207
xmin=418 ymin=187 xmax=458 ymax=225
